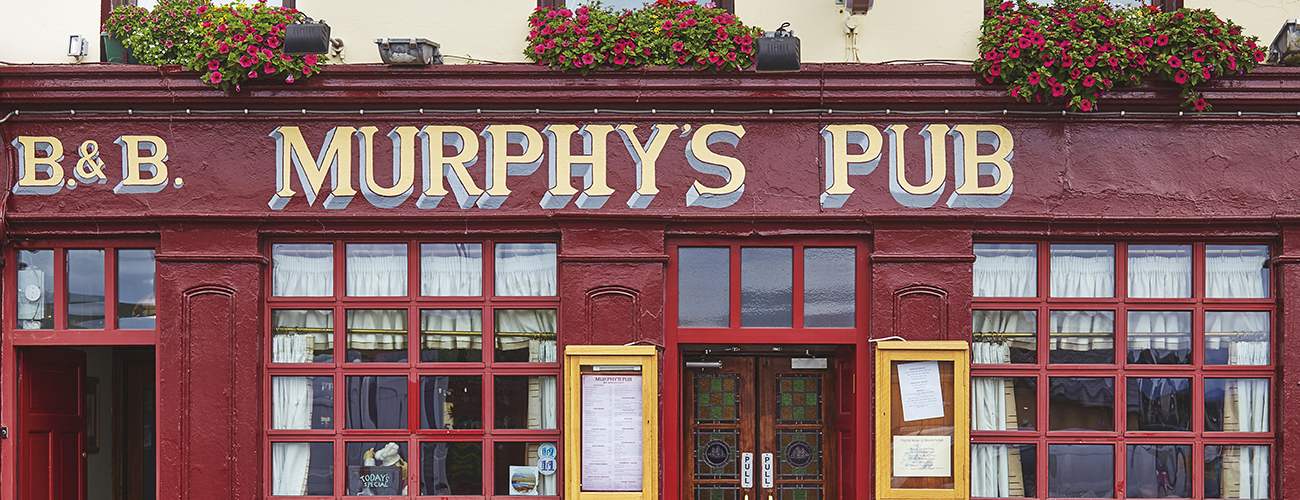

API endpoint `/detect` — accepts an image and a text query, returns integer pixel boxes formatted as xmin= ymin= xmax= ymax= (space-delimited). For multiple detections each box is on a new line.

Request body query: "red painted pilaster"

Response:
xmin=1276 ymin=222 xmax=1300 ymax=500
xmin=155 ymin=221 xmax=263 ymax=500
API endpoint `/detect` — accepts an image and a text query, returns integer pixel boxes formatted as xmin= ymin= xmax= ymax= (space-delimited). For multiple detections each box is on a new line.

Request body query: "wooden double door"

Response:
xmin=684 ymin=356 xmax=836 ymax=500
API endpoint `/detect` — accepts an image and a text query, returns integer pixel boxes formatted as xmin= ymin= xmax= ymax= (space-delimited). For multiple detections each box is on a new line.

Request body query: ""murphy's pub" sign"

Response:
xmin=8 ymin=122 xmax=1015 ymax=211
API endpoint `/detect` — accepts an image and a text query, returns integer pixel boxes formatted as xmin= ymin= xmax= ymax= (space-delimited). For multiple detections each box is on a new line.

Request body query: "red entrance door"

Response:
xmin=19 ymin=347 xmax=86 ymax=500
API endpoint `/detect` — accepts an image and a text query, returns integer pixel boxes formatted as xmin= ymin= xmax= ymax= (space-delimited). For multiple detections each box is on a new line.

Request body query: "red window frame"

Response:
xmin=264 ymin=238 xmax=561 ymax=499
xmin=6 ymin=239 xmax=159 ymax=345
xmin=970 ymin=240 xmax=1275 ymax=500
xmin=663 ymin=236 xmax=871 ymax=500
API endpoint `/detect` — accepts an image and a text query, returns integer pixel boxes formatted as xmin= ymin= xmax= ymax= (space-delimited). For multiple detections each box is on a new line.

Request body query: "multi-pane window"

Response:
xmin=677 ymin=244 xmax=859 ymax=330
xmin=13 ymin=246 xmax=156 ymax=331
xmin=971 ymin=242 xmax=1273 ymax=499
xmin=267 ymin=240 xmax=559 ymax=497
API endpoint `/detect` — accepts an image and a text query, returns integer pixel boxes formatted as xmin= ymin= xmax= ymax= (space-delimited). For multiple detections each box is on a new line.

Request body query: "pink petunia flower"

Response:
xmin=238 ymin=55 xmax=252 ymax=67
xmin=219 ymin=42 xmax=230 ymax=54
xmin=248 ymin=70 xmax=258 ymax=79
xmin=1168 ymin=55 xmax=1181 ymax=68
xmin=1082 ymin=75 xmax=1095 ymax=87
xmin=1080 ymin=100 xmax=1092 ymax=111
xmin=285 ymin=75 xmax=295 ymax=83
xmin=581 ymin=53 xmax=595 ymax=65
xmin=210 ymin=71 xmax=222 ymax=83
xmin=305 ymin=54 xmax=318 ymax=65
xmin=1028 ymin=72 xmax=1040 ymax=84
xmin=208 ymin=59 xmax=220 ymax=71
xmin=1175 ymin=70 xmax=1188 ymax=84
xmin=673 ymin=41 xmax=685 ymax=52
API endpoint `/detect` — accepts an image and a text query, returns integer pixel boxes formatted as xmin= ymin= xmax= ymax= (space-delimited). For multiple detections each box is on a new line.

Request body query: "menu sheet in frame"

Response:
xmin=580 ymin=374 xmax=644 ymax=491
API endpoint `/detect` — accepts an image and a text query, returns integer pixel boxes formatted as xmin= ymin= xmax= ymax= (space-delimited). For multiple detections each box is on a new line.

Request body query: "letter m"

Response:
xmin=268 ymin=126 xmax=358 ymax=210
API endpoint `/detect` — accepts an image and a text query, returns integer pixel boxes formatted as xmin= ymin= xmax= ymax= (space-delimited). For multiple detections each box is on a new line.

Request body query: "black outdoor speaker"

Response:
xmin=756 ymin=26 xmax=800 ymax=73
xmin=284 ymin=22 xmax=331 ymax=55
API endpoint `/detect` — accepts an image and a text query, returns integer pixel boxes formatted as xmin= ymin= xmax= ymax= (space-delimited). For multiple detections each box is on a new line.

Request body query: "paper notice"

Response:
xmin=896 ymin=360 xmax=944 ymax=421
xmin=581 ymin=374 xmax=643 ymax=492
xmin=893 ymin=436 xmax=952 ymax=477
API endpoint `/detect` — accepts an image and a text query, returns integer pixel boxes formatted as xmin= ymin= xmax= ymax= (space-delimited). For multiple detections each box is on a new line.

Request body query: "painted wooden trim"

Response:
xmin=564 ymin=345 xmax=659 ymax=500
xmin=874 ymin=341 xmax=970 ymax=500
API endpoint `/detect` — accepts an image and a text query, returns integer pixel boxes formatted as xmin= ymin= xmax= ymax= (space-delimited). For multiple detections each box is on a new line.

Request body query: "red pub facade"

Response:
xmin=2 ymin=63 xmax=1299 ymax=500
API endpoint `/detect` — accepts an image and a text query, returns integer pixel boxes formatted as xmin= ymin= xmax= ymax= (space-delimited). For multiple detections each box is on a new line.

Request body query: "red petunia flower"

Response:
xmin=1175 ymin=70 xmax=1188 ymax=84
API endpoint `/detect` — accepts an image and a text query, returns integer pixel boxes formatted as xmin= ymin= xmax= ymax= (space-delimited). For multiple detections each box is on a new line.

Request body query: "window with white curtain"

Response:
xmin=267 ymin=240 xmax=560 ymax=497
xmin=971 ymin=242 xmax=1274 ymax=500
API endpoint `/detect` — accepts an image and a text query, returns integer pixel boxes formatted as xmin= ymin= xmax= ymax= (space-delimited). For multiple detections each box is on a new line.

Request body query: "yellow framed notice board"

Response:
xmin=564 ymin=345 xmax=659 ymax=500
xmin=874 ymin=341 xmax=970 ymax=500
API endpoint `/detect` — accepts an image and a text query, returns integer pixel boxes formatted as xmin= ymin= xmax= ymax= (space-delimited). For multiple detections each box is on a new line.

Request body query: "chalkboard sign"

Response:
xmin=347 ymin=466 xmax=403 ymax=496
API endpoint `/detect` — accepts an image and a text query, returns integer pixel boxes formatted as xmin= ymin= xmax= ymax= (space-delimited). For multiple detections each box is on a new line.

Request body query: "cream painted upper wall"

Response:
xmin=2 ymin=0 xmax=1296 ymax=65
xmin=737 ymin=0 xmax=981 ymax=63
xmin=0 ymin=0 xmax=104 ymax=63
xmin=298 ymin=0 xmax=538 ymax=64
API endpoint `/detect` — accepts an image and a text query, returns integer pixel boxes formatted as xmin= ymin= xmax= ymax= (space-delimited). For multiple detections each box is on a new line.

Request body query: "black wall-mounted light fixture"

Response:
xmin=1268 ymin=19 xmax=1300 ymax=65
xmin=756 ymin=22 xmax=800 ymax=73
xmin=284 ymin=18 xmax=331 ymax=55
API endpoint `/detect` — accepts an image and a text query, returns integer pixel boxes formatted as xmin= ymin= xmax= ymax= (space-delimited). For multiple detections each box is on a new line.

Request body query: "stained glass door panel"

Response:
xmin=685 ymin=356 xmax=836 ymax=500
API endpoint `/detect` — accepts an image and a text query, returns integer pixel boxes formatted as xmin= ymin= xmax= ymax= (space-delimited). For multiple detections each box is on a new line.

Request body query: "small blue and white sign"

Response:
xmin=537 ymin=443 xmax=558 ymax=476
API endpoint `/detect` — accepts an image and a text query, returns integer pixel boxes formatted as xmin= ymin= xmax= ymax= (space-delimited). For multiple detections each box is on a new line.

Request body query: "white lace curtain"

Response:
xmin=271 ymin=244 xmax=559 ymax=494
xmin=971 ymin=246 xmax=1271 ymax=498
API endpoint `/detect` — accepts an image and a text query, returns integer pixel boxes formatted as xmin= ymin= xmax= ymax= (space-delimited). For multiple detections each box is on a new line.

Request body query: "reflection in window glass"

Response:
xmin=1205 ymin=311 xmax=1269 ymax=366
xmin=1048 ymin=444 xmax=1113 ymax=498
xmin=272 ymin=243 xmax=333 ymax=297
xmin=1049 ymin=310 xmax=1114 ymax=364
xmin=1050 ymin=244 xmax=1114 ymax=298
xmin=973 ymin=377 xmax=1037 ymax=431
xmin=679 ymin=247 xmax=729 ymax=327
xmin=422 ymin=442 xmax=483 ymax=495
xmin=272 ymin=442 xmax=333 ymax=496
xmin=1126 ymin=444 xmax=1191 ymax=498
xmin=1127 ymin=311 xmax=1191 ymax=364
xmin=494 ymin=376 xmax=557 ymax=429
xmin=16 ymin=249 xmax=54 ymax=330
xmin=346 ymin=376 xmax=408 ymax=430
xmin=117 ymin=249 xmax=156 ymax=329
xmin=68 ymin=249 xmax=106 ymax=329
xmin=346 ymin=310 xmax=407 ymax=363
xmin=804 ymin=247 xmax=854 ymax=328
xmin=345 ymin=441 xmax=408 ymax=496
xmin=1206 ymin=245 xmax=1270 ymax=298
xmin=1205 ymin=445 xmax=1269 ymax=499
xmin=1127 ymin=244 xmax=1191 ymax=298
xmin=971 ymin=443 xmax=1036 ymax=498
xmin=420 ymin=309 xmax=482 ymax=362
xmin=421 ymin=243 xmax=482 ymax=296
xmin=495 ymin=442 xmax=558 ymax=495
xmin=973 ymin=310 xmax=1037 ymax=364
xmin=1049 ymin=377 xmax=1113 ymax=431
xmin=273 ymin=310 xmax=334 ymax=363
xmin=273 ymin=376 xmax=334 ymax=430
xmin=1126 ymin=378 xmax=1191 ymax=431
xmin=741 ymin=247 xmax=792 ymax=327
xmin=419 ymin=376 xmax=483 ymax=430
xmin=974 ymin=243 xmax=1037 ymax=297
xmin=495 ymin=309 xmax=557 ymax=363
xmin=346 ymin=243 xmax=407 ymax=297
xmin=1204 ymin=379 xmax=1269 ymax=432
xmin=495 ymin=243 xmax=556 ymax=296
